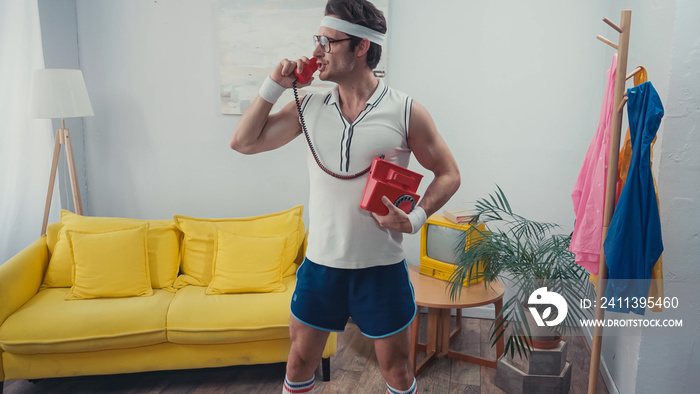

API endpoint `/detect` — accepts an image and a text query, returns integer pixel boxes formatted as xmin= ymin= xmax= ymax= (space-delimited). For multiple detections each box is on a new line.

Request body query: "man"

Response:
xmin=230 ymin=1 xmax=460 ymax=393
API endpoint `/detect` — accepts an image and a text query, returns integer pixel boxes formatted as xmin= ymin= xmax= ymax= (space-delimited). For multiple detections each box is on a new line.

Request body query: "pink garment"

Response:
xmin=570 ymin=54 xmax=617 ymax=275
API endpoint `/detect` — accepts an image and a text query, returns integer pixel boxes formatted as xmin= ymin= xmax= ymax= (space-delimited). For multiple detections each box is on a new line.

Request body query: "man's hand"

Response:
xmin=371 ymin=196 xmax=413 ymax=233
xmin=272 ymin=57 xmax=316 ymax=89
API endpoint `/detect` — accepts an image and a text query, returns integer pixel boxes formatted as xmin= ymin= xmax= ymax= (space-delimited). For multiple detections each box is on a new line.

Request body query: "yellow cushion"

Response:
xmin=42 ymin=210 xmax=180 ymax=289
xmin=166 ymin=277 xmax=296 ymax=345
xmin=173 ymin=205 xmax=304 ymax=287
xmin=66 ymin=225 xmax=153 ymax=300
xmin=206 ymin=231 xmax=287 ymax=295
xmin=46 ymin=222 xmax=61 ymax=257
xmin=0 ymin=288 xmax=173 ymax=354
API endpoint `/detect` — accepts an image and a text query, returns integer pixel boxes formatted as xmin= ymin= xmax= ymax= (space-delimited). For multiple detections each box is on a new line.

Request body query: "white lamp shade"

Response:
xmin=30 ymin=69 xmax=94 ymax=119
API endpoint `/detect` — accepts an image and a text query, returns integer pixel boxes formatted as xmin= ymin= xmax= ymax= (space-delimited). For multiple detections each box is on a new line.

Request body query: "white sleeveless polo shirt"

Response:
xmin=299 ymin=79 xmax=414 ymax=269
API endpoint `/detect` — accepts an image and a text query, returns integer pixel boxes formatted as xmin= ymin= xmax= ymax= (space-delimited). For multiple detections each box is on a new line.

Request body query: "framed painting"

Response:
xmin=218 ymin=0 xmax=388 ymax=115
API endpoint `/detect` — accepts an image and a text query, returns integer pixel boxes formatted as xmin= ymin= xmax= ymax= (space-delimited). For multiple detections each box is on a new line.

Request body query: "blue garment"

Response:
xmin=603 ymin=81 xmax=664 ymax=315
xmin=291 ymin=258 xmax=417 ymax=338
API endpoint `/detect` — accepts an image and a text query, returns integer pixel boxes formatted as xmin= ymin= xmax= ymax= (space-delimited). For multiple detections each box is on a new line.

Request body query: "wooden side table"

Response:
xmin=408 ymin=265 xmax=505 ymax=376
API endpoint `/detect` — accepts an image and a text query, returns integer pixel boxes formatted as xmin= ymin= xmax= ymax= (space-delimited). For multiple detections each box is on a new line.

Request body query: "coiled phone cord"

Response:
xmin=292 ymin=80 xmax=372 ymax=180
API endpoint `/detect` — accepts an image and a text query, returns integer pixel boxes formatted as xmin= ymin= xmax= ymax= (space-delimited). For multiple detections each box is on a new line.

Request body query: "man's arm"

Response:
xmin=230 ymin=97 xmax=301 ymax=154
xmin=372 ymin=100 xmax=461 ymax=233
xmin=230 ymin=58 xmax=314 ymax=154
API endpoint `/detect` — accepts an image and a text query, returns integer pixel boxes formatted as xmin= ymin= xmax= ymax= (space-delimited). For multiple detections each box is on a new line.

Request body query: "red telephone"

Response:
xmin=294 ymin=57 xmax=319 ymax=83
xmin=360 ymin=158 xmax=423 ymax=215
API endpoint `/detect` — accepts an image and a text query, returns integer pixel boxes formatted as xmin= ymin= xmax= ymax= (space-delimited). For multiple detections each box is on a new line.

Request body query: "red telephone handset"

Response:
xmin=294 ymin=57 xmax=319 ymax=84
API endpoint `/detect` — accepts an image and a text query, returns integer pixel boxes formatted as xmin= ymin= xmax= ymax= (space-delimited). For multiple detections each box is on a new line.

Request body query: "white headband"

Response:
xmin=320 ymin=16 xmax=385 ymax=45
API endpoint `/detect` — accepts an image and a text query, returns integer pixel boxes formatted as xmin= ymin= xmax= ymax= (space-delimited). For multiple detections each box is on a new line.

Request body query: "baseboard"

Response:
xmin=417 ymin=305 xmax=495 ymax=319
xmin=581 ymin=326 xmax=619 ymax=394
xmin=459 ymin=305 xmax=495 ymax=319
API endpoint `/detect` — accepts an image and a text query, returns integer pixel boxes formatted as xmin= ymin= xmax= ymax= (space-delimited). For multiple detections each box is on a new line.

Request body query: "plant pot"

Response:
xmin=523 ymin=308 xmax=563 ymax=349
xmin=527 ymin=334 xmax=563 ymax=349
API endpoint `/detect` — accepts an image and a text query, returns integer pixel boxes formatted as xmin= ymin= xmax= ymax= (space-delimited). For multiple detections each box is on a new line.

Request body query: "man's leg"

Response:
xmin=350 ymin=261 xmax=416 ymax=392
xmin=374 ymin=325 xmax=416 ymax=393
xmin=286 ymin=258 xmax=350 ymax=392
xmin=284 ymin=315 xmax=331 ymax=393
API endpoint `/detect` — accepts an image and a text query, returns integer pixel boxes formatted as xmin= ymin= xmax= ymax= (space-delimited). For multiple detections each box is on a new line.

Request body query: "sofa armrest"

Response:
xmin=0 ymin=236 xmax=49 ymax=326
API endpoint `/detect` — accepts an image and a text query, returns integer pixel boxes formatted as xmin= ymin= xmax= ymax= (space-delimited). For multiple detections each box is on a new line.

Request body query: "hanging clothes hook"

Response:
xmin=603 ymin=17 xmax=623 ymax=33
xmin=597 ymin=35 xmax=619 ymax=50
xmin=626 ymin=66 xmax=643 ymax=80
xmin=617 ymin=95 xmax=629 ymax=113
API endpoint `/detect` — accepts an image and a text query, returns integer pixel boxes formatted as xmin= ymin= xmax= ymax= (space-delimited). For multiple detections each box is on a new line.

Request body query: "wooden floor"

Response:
xmin=3 ymin=315 xmax=608 ymax=394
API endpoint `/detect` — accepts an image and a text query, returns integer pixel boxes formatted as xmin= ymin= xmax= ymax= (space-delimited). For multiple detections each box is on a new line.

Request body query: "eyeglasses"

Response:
xmin=313 ymin=35 xmax=351 ymax=53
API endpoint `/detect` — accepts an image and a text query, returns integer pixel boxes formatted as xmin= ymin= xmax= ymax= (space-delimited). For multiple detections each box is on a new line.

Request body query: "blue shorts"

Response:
xmin=291 ymin=258 xmax=417 ymax=339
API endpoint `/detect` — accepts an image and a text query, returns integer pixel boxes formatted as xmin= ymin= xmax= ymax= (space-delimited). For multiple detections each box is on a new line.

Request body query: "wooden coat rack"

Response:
xmin=588 ymin=10 xmax=640 ymax=394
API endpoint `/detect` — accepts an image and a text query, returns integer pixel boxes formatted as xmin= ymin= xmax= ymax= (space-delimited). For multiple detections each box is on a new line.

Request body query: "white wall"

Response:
xmin=75 ymin=0 xmax=295 ymax=220
xmin=388 ymin=0 xmax=610 ymax=260
xmin=71 ymin=0 xmax=611 ymax=249
xmin=36 ymin=0 xmax=699 ymax=392
xmin=633 ymin=0 xmax=700 ymax=392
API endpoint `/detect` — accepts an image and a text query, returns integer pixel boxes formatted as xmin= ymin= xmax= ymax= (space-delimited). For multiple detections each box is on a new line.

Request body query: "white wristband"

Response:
xmin=407 ymin=206 xmax=427 ymax=234
xmin=258 ymin=76 xmax=285 ymax=104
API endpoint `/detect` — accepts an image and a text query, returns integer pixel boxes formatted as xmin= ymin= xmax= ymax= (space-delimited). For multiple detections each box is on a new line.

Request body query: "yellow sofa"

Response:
xmin=0 ymin=207 xmax=336 ymax=392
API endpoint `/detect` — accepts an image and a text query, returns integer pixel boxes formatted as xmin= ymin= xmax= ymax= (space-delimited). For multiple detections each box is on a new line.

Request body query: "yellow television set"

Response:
xmin=419 ymin=214 xmax=486 ymax=286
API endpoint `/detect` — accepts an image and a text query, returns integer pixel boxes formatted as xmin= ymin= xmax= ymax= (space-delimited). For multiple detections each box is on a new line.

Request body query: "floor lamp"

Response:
xmin=30 ymin=69 xmax=94 ymax=235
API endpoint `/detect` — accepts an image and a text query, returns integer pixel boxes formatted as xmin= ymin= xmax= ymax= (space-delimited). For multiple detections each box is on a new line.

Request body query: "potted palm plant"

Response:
xmin=448 ymin=186 xmax=595 ymax=358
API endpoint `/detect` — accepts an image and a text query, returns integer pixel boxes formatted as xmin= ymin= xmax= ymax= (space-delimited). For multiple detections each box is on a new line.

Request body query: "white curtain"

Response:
xmin=0 ymin=0 xmax=60 ymax=263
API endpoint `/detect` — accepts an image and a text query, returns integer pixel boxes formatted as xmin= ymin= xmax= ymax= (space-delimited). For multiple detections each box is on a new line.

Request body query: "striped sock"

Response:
xmin=283 ymin=375 xmax=315 ymax=394
xmin=387 ymin=378 xmax=417 ymax=394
